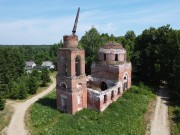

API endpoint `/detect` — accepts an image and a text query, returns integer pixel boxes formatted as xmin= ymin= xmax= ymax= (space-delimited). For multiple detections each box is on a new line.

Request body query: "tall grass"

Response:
xmin=28 ymin=84 xmax=155 ymax=135
xmin=0 ymin=104 xmax=13 ymax=132
xmin=169 ymin=91 xmax=180 ymax=135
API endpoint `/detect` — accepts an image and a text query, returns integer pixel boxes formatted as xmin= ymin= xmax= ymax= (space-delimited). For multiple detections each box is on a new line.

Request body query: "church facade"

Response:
xmin=56 ymin=35 xmax=131 ymax=114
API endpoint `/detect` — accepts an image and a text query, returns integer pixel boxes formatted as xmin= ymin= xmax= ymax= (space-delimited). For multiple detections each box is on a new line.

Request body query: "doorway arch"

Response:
xmin=123 ymin=74 xmax=128 ymax=91
xmin=101 ymin=81 xmax=108 ymax=91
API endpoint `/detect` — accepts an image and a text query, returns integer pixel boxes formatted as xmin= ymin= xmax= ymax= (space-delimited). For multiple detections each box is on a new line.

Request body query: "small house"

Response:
xmin=25 ymin=61 xmax=36 ymax=71
xmin=41 ymin=61 xmax=54 ymax=69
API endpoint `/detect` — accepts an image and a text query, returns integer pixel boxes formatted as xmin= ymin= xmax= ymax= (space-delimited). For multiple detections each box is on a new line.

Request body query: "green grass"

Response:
xmin=27 ymin=84 xmax=155 ymax=135
xmin=169 ymin=92 xmax=180 ymax=135
xmin=0 ymin=103 xmax=13 ymax=132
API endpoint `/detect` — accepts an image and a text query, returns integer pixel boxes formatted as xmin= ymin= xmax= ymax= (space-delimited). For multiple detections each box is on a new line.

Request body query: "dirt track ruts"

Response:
xmin=150 ymin=88 xmax=170 ymax=135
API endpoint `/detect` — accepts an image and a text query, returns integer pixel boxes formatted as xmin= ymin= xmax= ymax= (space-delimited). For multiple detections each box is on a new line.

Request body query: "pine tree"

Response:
xmin=18 ymin=83 xmax=28 ymax=99
xmin=0 ymin=92 xmax=5 ymax=110
xmin=41 ymin=69 xmax=51 ymax=87
xmin=28 ymin=76 xmax=39 ymax=94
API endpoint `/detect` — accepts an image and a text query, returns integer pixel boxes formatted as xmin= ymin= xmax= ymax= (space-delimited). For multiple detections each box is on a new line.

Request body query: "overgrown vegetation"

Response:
xmin=27 ymin=84 xmax=155 ymax=135
xmin=169 ymin=105 xmax=180 ymax=135
xmin=0 ymin=103 xmax=13 ymax=132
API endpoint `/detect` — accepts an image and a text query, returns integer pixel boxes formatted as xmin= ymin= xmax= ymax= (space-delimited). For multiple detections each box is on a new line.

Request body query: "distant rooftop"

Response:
xmin=41 ymin=61 xmax=53 ymax=67
xmin=25 ymin=61 xmax=35 ymax=66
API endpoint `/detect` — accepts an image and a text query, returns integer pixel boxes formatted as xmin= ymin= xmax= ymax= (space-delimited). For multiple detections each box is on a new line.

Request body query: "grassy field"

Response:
xmin=27 ymin=84 xmax=155 ymax=135
xmin=0 ymin=103 xmax=13 ymax=132
xmin=169 ymin=92 xmax=180 ymax=135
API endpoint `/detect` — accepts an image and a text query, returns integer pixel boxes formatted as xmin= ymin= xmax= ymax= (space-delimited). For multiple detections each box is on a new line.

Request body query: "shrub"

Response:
xmin=0 ymin=93 xmax=5 ymax=110
xmin=27 ymin=76 xmax=39 ymax=94
xmin=41 ymin=69 xmax=51 ymax=87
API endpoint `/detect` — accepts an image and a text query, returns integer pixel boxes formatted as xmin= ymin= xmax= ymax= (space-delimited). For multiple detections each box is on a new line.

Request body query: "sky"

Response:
xmin=0 ymin=0 xmax=180 ymax=45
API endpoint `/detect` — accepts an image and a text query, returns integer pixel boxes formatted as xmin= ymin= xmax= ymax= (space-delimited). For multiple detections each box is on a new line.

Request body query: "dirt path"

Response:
xmin=6 ymin=77 xmax=56 ymax=135
xmin=150 ymin=87 xmax=170 ymax=135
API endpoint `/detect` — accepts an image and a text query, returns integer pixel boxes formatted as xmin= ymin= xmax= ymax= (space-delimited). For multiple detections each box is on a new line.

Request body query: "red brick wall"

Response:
xmin=63 ymin=35 xmax=78 ymax=48
xmin=87 ymin=85 xmax=123 ymax=112
xmin=98 ymin=52 xmax=126 ymax=62
xmin=56 ymin=45 xmax=87 ymax=114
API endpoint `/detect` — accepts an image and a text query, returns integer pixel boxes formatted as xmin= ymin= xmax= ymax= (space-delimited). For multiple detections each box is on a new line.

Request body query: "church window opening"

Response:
xmin=60 ymin=82 xmax=67 ymax=90
xmin=101 ymin=81 xmax=107 ymax=91
xmin=75 ymin=55 xmax=81 ymax=76
xmin=111 ymin=90 xmax=114 ymax=99
xmin=104 ymin=94 xmax=107 ymax=103
xmin=104 ymin=54 xmax=106 ymax=61
xmin=115 ymin=54 xmax=118 ymax=61
xmin=61 ymin=57 xmax=67 ymax=76
xmin=118 ymin=87 xmax=120 ymax=94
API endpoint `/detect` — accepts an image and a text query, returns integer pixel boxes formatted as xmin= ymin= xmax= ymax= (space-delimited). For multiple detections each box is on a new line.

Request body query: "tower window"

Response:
xmin=75 ymin=55 xmax=81 ymax=76
xmin=65 ymin=59 xmax=67 ymax=76
xmin=104 ymin=54 xmax=106 ymax=61
xmin=115 ymin=54 xmax=118 ymax=61
xmin=61 ymin=56 xmax=67 ymax=76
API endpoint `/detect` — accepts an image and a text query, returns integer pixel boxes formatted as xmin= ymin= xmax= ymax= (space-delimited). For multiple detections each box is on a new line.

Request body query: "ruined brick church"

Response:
xmin=56 ymin=8 xmax=131 ymax=115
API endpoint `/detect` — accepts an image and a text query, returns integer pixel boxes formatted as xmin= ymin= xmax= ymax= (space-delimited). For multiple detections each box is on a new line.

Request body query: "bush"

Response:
xmin=41 ymin=69 xmax=51 ymax=87
xmin=0 ymin=93 xmax=5 ymax=110
xmin=10 ymin=82 xmax=20 ymax=99
xmin=27 ymin=76 xmax=39 ymax=94
xmin=18 ymin=83 xmax=28 ymax=99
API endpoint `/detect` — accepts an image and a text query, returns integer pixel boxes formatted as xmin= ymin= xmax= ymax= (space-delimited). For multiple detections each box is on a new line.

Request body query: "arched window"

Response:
xmin=104 ymin=94 xmax=107 ymax=103
xmin=101 ymin=81 xmax=107 ymax=91
xmin=111 ymin=90 xmax=114 ymax=99
xmin=115 ymin=54 xmax=118 ymax=61
xmin=118 ymin=87 xmax=121 ymax=94
xmin=61 ymin=56 xmax=67 ymax=76
xmin=60 ymin=82 xmax=67 ymax=90
xmin=104 ymin=54 xmax=106 ymax=61
xmin=75 ymin=55 xmax=81 ymax=76
xmin=123 ymin=74 xmax=128 ymax=91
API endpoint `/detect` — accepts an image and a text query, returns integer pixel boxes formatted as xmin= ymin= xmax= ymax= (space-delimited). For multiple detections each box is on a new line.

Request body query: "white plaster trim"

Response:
xmin=99 ymin=48 xmax=126 ymax=54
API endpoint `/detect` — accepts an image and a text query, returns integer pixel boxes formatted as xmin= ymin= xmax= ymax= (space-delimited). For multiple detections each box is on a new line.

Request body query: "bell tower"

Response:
xmin=56 ymin=8 xmax=87 ymax=114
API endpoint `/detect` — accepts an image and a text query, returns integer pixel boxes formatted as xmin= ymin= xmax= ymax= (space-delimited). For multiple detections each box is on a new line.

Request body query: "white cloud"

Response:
xmin=0 ymin=0 xmax=180 ymax=44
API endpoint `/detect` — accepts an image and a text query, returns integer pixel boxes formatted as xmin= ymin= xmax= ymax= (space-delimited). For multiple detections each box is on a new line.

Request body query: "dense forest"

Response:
xmin=0 ymin=25 xmax=179 ymax=116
